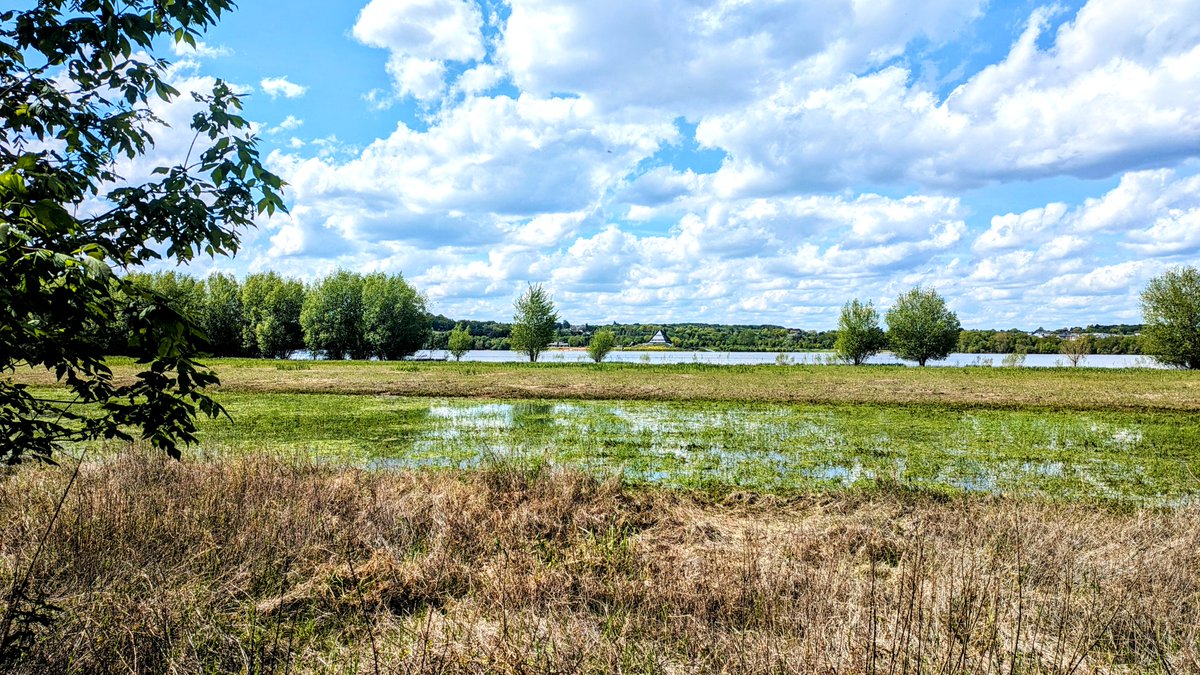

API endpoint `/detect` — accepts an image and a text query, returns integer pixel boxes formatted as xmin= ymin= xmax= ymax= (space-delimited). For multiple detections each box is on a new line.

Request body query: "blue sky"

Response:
xmin=148 ymin=0 xmax=1200 ymax=329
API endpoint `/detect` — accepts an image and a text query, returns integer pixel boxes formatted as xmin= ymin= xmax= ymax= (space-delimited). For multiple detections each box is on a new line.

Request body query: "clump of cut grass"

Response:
xmin=274 ymin=362 xmax=312 ymax=371
xmin=2 ymin=450 xmax=1198 ymax=673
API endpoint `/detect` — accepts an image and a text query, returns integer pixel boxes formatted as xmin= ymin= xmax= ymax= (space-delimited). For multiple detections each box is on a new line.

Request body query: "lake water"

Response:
xmin=400 ymin=349 xmax=1161 ymax=369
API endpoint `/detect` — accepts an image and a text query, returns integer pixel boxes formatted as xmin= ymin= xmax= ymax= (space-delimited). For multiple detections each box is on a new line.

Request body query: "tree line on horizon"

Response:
xmin=102 ymin=270 xmax=1151 ymax=359
xmin=429 ymin=319 xmax=1143 ymax=355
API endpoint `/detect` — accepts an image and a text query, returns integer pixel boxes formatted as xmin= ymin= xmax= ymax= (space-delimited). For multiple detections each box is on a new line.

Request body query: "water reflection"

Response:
xmin=379 ymin=399 xmax=1196 ymax=504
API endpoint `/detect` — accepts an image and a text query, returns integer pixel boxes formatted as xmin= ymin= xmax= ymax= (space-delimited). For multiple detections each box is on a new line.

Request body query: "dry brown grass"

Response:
xmin=12 ymin=359 xmax=1200 ymax=412
xmin=1 ymin=452 xmax=1198 ymax=673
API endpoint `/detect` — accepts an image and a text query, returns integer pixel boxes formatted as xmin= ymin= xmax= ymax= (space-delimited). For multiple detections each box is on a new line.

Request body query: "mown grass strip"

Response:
xmin=12 ymin=358 xmax=1200 ymax=411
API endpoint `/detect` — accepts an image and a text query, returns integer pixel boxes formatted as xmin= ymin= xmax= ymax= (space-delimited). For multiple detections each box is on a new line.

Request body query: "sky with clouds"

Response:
xmin=149 ymin=0 xmax=1200 ymax=329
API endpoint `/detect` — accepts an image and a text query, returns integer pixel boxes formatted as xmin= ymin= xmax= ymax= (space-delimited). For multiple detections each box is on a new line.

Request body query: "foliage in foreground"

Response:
xmin=1 ymin=453 xmax=1197 ymax=673
xmin=0 ymin=1 xmax=284 ymax=464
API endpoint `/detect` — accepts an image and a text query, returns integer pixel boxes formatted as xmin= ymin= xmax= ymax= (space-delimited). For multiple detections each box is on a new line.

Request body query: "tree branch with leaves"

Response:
xmin=1 ymin=1 xmax=286 ymax=464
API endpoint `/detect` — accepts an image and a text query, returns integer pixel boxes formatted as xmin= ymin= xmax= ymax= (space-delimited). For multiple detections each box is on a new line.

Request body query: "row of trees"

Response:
xmin=104 ymin=270 xmax=431 ymax=359
xmin=834 ymin=287 xmax=962 ymax=366
xmin=109 ymin=269 xmax=1200 ymax=371
xmin=831 ymin=271 xmax=1200 ymax=368
xmin=833 ymin=289 xmax=1118 ymax=367
xmin=955 ymin=330 xmax=1141 ymax=355
xmin=112 ymin=271 xmax=1160 ymax=362
xmin=559 ymin=324 xmax=838 ymax=351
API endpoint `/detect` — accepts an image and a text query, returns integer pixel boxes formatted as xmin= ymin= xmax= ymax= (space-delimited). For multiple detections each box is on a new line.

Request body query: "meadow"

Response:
xmin=3 ymin=360 xmax=1199 ymax=672
xmin=15 ymin=357 xmax=1200 ymax=410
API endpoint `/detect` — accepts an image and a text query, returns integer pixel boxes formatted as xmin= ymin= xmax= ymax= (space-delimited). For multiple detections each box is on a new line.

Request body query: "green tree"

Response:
xmin=1141 ymin=267 xmax=1200 ymax=369
xmin=102 ymin=271 xmax=206 ymax=355
xmin=300 ymin=271 xmax=366 ymax=360
xmin=833 ymin=299 xmax=885 ymax=365
xmin=0 ymin=1 xmax=284 ymax=465
xmin=1060 ymin=335 xmax=1090 ymax=367
xmin=448 ymin=324 xmax=473 ymax=361
xmin=587 ymin=329 xmax=616 ymax=363
xmin=242 ymin=272 xmax=304 ymax=358
xmin=361 ymin=273 xmax=431 ymax=360
xmin=201 ymin=273 xmax=242 ymax=356
xmin=128 ymin=271 xmax=206 ymax=318
xmin=885 ymin=287 xmax=961 ymax=367
xmin=510 ymin=284 xmax=558 ymax=362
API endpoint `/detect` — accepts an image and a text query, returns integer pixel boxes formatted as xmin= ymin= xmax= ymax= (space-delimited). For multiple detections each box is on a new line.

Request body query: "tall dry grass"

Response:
xmin=1 ymin=451 xmax=1197 ymax=673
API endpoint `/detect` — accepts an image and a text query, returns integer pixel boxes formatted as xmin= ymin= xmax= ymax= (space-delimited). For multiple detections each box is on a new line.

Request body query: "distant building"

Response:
xmin=645 ymin=330 xmax=671 ymax=346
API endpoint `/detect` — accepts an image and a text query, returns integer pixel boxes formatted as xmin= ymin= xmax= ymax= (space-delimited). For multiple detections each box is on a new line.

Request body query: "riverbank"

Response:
xmin=2 ymin=452 xmax=1196 ymax=673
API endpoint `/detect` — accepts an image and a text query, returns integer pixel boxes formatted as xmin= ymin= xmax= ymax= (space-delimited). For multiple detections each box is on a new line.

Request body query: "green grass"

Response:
xmin=16 ymin=359 xmax=1200 ymax=502
xmin=178 ymin=392 xmax=1200 ymax=503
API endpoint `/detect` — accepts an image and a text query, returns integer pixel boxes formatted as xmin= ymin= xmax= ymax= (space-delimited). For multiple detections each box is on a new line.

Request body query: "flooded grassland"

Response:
xmin=185 ymin=392 xmax=1200 ymax=503
xmin=18 ymin=361 xmax=1200 ymax=503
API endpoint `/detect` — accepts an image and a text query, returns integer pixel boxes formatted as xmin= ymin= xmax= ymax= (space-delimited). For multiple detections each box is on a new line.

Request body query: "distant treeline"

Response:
xmin=956 ymin=329 xmax=1143 ymax=355
xmin=429 ymin=320 xmax=1144 ymax=355
xmin=100 ymin=272 xmax=1145 ymax=357
xmin=428 ymin=319 xmax=839 ymax=352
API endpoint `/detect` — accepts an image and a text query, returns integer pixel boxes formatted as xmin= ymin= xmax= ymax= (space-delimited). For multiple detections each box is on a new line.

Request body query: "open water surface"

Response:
xmin=395 ymin=350 xmax=1161 ymax=368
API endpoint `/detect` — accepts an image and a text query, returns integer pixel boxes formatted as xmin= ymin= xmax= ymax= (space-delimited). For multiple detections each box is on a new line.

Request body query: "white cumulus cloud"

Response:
xmin=260 ymin=76 xmax=308 ymax=99
xmin=353 ymin=0 xmax=485 ymax=101
xmin=171 ymin=40 xmax=231 ymax=59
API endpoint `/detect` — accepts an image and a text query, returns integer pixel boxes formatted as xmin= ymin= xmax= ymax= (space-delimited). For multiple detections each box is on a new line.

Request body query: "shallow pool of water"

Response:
xmin=318 ymin=398 xmax=1199 ymax=504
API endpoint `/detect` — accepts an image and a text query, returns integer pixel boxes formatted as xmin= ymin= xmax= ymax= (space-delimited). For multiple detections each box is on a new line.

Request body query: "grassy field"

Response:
xmin=2 ymin=453 xmax=1197 ymax=673
xmin=4 ymin=360 xmax=1199 ymax=671
xmin=12 ymin=358 xmax=1200 ymax=411
xmin=15 ymin=360 xmax=1200 ymax=501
